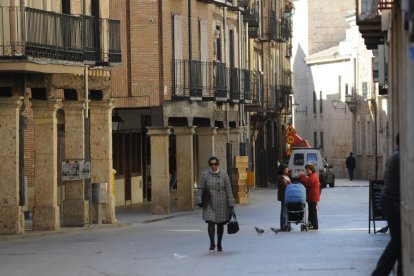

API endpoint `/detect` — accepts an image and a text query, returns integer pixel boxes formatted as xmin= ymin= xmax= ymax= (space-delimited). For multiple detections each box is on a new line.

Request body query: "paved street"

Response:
xmin=0 ymin=179 xmax=389 ymax=276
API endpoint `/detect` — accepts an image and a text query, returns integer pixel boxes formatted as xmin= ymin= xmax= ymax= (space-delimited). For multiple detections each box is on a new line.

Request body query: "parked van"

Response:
xmin=288 ymin=148 xmax=335 ymax=188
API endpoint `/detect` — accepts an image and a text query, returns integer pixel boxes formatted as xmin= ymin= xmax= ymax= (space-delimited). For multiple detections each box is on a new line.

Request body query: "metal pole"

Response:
xmin=84 ymin=65 xmax=92 ymax=225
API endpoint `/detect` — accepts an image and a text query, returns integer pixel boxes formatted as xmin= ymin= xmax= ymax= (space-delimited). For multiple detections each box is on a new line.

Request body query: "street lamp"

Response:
xmin=112 ymin=110 xmax=124 ymax=132
xmin=345 ymin=94 xmax=357 ymax=112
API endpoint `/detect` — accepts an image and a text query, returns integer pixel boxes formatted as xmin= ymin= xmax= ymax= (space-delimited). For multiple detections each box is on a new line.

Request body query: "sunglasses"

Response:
xmin=209 ymin=162 xmax=219 ymax=166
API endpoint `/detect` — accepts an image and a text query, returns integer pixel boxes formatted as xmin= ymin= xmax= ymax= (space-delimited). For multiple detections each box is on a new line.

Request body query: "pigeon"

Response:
xmin=376 ymin=226 xmax=389 ymax=234
xmin=270 ymin=227 xmax=281 ymax=234
xmin=255 ymin=227 xmax=265 ymax=234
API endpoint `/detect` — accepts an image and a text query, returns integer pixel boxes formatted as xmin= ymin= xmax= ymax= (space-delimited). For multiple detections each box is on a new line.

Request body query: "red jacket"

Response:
xmin=299 ymin=172 xmax=320 ymax=202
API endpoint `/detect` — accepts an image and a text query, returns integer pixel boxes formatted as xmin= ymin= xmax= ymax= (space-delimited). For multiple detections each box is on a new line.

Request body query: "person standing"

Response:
xmin=277 ymin=164 xmax=291 ymax=231
xmin=372 ymin=134 xmax=402 ymax=275
xmin=197 ymin=156 xmax=235 ymax=252
xmin=299 ymin=164 xmax=320 ymax=230
xmin=345 ymin=152 xmax=356 ymax=181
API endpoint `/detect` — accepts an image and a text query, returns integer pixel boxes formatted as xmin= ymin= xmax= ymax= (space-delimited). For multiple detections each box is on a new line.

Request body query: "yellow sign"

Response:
xmin=287 ymin=146 xmax=292 ymax=155
xmin=286 ymin=135 xmax=295 ymax=144
xmin=286 ymin=125 xmax=296 ymax=135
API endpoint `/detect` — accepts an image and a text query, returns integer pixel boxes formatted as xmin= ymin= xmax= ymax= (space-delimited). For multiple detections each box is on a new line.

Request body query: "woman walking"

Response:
xmin=299 ymin=164 xmax=320 ymax=230
xmin=277 ymin=164 xmax=291 ymax=231
xmin=197 ymin=156 xmax=235 ymax=252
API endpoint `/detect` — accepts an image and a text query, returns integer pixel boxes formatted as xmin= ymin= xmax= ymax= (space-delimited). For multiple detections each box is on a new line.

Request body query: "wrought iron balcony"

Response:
xmin=263 ymin=16 xmax=291 ymax=42
xmin=214 ymin=61 xmax=229 ymax=100
xmin=269 ymin=85 xmax=292 ymax=112
xmin=172 ymin=59 xmax=214 ymax=100
xmin=0 ymin=6 xmax=121 ymax=64
xmin=243 ymin=1 xmax=259 ymax=27
xmin=244 ymin=70 xmax=261 ymax=108
xmin=172 ymin=59 xmax=232 ymax=101
xmin=241 ymin=69 xmax=253 ymax=104
xmin=229 ymin=67 xmax=240 ymax=102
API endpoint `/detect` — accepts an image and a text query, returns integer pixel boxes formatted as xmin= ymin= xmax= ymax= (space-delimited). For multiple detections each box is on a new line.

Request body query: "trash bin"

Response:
xmin=92 ymin=183 xmax=107 ymax=203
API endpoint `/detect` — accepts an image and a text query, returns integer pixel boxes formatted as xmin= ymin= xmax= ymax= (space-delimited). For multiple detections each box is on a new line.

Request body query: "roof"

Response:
xmin=305 ymin=45 xmax=350 ymax=65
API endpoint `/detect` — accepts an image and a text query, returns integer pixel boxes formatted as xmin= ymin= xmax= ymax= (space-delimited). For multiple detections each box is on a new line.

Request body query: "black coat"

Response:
xmin=346 ymin=156 xmax=356 ymax=170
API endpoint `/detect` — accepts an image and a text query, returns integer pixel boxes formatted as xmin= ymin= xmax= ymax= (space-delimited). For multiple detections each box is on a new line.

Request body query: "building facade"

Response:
xmin=291 ymin=0 xmax=384 ymax=179
xmin=110 ymin=0 xmax=294 ymax=213
xmin=357 ymin=0 xmax=414 ymax=274
xmin=0 ymin=0 xmax=121 ymax=234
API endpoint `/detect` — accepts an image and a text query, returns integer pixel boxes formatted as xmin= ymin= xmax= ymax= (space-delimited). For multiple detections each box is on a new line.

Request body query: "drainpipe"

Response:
xmin=188 ymin=0 xmax=192 ymax=62
xmin=84 ymin=65 xmax=91 ymax=225
xmin=223 ymin=6 xmax=229 ymax=139
xmin=238 ymin=10 xmax=245 ymax=155
xmin=19 ymin=76 xmax=26 ymax=208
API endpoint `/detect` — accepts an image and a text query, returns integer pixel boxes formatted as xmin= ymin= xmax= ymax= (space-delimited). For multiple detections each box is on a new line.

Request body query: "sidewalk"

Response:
xmin=0 ymin=178 xmax=371 ymax=241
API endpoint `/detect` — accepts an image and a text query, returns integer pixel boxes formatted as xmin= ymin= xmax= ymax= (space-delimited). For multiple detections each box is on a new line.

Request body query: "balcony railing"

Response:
xmin=0 ymin=6 xmax=121 ymax=64
xmin=242 ymin=69 xmax=252 ymax=103
xmin=269 ymin=85 xmax=292 ymax=112
xmin=172 ymin=59 xmax=214 ymax=99
xmin=243 ymin=1 xmax=259 ymax=27
xmin=263 ymin=16 xmax=291 ymax=42
xmin=215 ymin=61 xmax=228 ymax=100
xmin=229 ymin=67 xmax=240 ymax=102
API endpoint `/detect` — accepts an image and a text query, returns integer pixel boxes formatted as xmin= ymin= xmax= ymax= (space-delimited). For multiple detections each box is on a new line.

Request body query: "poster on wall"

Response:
xmin=62 ymin=160 xmax=91 ymax=181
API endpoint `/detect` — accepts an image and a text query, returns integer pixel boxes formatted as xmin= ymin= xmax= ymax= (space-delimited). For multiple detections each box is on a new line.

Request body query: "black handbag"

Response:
xmin=201 ymin=189 xmax=211 ymax=208
xmin=227 ymin=208 xmax=239 ymax=234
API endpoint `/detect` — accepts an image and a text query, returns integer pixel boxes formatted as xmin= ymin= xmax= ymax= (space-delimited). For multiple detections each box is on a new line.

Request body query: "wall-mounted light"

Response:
xmin=292 ymin=103 xmax=307 ymax=115
xmin=112 ymin=110 xmax=124 ymax=132
xmin=345 ymin=94 xmax=357 ymax=112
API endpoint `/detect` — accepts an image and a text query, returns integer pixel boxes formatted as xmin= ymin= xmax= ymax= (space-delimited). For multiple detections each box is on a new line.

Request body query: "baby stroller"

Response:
xmin=284 ymin=183 xmax=309 ymax=231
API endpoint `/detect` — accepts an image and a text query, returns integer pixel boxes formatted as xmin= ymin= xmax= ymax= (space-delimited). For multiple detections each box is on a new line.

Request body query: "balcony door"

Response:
xmin=91 ymin=0 xmax=101 ymax=59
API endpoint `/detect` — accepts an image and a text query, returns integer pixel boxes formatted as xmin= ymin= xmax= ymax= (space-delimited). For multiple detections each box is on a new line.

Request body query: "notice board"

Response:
xmin=369 ymin=180 xmax=386 ymax=234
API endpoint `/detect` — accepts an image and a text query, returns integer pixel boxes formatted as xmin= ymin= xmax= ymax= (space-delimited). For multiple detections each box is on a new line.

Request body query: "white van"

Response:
xmin=287 ymin=148 xmax=335 ymax=188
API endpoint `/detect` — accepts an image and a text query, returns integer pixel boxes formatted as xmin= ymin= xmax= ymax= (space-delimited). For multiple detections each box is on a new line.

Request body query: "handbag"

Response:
xmin=201 ymin=189 xmax=211 ymax=208
xmin=227 ymin=208 xmax=239 ymax=234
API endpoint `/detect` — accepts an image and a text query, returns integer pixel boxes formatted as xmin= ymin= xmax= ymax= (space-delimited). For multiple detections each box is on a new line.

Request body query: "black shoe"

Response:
xmin=209 ymin=244 xmax=215 ymax=252
xmin=217 ymin=245 xmax=222 ymax=252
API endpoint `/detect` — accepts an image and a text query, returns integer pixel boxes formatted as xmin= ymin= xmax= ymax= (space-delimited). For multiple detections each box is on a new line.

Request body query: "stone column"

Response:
xmin=215 ymin=128 xmax=229 ymax=171
xmin=196 ymin=127 xmax=217 ymax=182
xmin=62 ymin=102 xmax=88 ymax=226
xmin=147 ymin=127 xmax=171 ymax=214
xmin=0 ymin=97 xmax=25 ymax=234
xmin=89 ymin=100 xmax=116 ymax=224
xmin=174 ymin=127 xmax=195 ymax=211
xmin=32 ymin=99 xmax=62 ymax=231
xmin=229 ymin=127 xmax=241 ymax=157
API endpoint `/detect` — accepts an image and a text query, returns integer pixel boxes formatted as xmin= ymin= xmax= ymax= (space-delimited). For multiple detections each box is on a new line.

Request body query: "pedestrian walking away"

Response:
xmin=372 ymin=134 xmax=402 ymax=276
xmin=277 ymin=164 xmax=291 ymax=231
xmin=345 ymin=152 xmax=356 ymax=181
xmin=299 ymin=164 xmax=320 ymax=230
xmin=197 ymin=156 xmax=235 ymax=252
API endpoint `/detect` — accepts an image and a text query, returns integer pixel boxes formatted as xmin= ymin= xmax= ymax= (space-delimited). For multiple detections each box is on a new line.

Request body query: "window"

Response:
xmin=313 ymin=91 xmax=317 ymax=114
xmin=313 ymin=132 xmax=317 ymax=148
xmin=294 ymin=154 xmax=304 ymax=166
xmin=338 ymin=75 xmax=342 ymax=97
xmin=319 ymin=91 xmax=323 ymax=114
xmin=215 ymin=25 xmax=222 ymax=61
xmin=362 ymin=82 xmax=368 ymax=99
xmin=320 ymin=132 xmax=324 ymax=149
xmin=307 ymin=153 xmax=317 ymax=165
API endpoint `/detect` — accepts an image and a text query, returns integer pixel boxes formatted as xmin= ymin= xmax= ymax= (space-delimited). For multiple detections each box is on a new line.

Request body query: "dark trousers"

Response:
xmin=347 ymin=168 xmax=354 ymax=180
xmin=372 ymin=196 xmax=402 ymax=276
xmin=308 ymin=202 xmax=318 ymax=228
xmin=280 ymin=200 xmax=287 ymax=229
